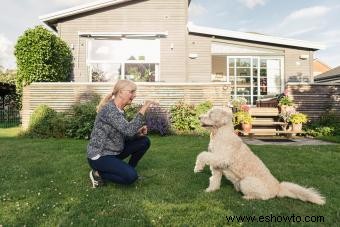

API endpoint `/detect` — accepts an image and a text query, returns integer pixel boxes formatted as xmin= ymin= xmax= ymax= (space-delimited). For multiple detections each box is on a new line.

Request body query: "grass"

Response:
xmin=317 ymin=135 xmax=340 ymax=143
xmin=0 ymin=126 xmax=21 ymax=137
xmin=0 ymin=129 xmax=339 ymax=226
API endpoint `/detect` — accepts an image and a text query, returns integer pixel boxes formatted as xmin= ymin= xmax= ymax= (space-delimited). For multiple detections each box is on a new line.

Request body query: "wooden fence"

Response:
xmin=287 ymin=83 xmax=340 ymax=121
xmin=22 ymin=82 xmax=231 ymax=129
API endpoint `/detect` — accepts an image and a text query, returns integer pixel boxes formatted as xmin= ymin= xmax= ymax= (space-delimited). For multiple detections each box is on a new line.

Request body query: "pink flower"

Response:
xmin=240 ymin=104 xmax=250 ymax=112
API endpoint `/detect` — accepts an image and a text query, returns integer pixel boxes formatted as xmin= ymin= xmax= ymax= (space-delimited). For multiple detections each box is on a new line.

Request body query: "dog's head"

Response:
xmin=199 ymin=108 xmax=233 ymax=129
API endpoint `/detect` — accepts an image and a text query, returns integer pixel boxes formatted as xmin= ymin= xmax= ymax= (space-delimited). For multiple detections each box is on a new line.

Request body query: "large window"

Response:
xmin=87 ymin=38 xmax=160 ymax=82
xmin=227 ymin=56 xmax=283 ymax=105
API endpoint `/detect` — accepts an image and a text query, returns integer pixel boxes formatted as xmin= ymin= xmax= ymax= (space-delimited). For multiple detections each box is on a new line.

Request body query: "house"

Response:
xmin=313 ymin=58 xmax=331 ymax=77
xmin=314 ymin=66 xmax=340 ymax=83
xmin=39 ymin=0 xmax=325 ymax=106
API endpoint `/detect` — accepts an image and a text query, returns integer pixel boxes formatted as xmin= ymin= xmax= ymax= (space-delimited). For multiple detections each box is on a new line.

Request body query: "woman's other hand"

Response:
xmin=138 ymin=125 xmax=148 ymax=136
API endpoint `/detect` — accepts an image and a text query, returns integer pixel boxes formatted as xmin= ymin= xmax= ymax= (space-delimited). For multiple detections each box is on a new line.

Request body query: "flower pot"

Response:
xmin=242 ymin=123 xmax=252 ymax=133
xmin=292 ymin=123 xmax=302 ymax=132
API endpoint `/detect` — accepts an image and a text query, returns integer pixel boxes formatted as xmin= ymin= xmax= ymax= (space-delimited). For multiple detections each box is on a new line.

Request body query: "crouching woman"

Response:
xmin=87 ymin=79 xmax=155 ymax=188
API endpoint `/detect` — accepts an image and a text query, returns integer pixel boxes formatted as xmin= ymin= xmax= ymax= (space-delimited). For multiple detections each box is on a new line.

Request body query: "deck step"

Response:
xmin=249 ymin=108 xmax=279 ymax=117
xmin=252 ymin=122 xmax=287 ymax=126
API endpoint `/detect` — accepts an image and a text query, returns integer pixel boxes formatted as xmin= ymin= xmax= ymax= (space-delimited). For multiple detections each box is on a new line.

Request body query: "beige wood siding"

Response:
xmin=21 ymin=82 xmax=231 ymax=129
xmin=188 ymin=34 xmax=314 ymax=83
xmin=187 ymin=34 xmax=211 ymax=82
xmin=284 ymin=49 xmax=313 ymax=83
xmin=57 ymin=0 xmax=189 ymax=82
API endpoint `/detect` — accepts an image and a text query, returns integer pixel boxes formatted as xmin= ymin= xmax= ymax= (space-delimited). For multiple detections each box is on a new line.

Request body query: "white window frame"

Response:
xmin=227 ymin=56 xmax=284 ymax=105
xmin=86 ymin=37 xmax=161 ymax=82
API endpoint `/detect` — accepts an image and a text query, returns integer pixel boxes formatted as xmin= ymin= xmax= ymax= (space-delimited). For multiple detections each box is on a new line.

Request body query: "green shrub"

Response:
xmin=170 ymin=101 xmax=197 ymax=132
xmin=65 ymin=95 xmax=100 ymax=139
xmin=305 ymin=127 xmax=335 ymax=137
xmin=304 ymin=111 xmax=340 ymax=136
xmin=195 ymin=101 xmax=213 ymax=116
xmin=169 ymin=101 xmax=212 ymax=134
xmin=14 ymin=26 xmax=73 ymax=87
xmin=25 ymin=105 xmax=65 ymax=138
xmin=124 ymin=103 xmax=142 ymax=121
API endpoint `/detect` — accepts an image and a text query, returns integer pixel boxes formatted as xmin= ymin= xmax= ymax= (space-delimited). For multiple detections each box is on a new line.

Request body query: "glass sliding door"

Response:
xmin=228 ymin=56 xmax=283 ymax=105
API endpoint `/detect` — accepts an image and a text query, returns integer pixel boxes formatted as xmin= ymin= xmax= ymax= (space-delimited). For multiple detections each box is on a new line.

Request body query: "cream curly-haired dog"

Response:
xmin=194 ymin=108 xmax=325 ymax=205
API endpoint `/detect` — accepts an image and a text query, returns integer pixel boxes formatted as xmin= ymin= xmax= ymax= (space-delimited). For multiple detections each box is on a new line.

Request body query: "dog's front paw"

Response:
xmin=205 ymin=187 xmax=218 ymax=193
xmin=194 ymin=165 xmax=203 ymax=173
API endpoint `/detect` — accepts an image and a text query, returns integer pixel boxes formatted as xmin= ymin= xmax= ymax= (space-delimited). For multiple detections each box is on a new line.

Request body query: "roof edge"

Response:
xmin=187 ymin=22 xmax=326 ymax=50
xmin=39 ymin=0 xmax=133 ymax=25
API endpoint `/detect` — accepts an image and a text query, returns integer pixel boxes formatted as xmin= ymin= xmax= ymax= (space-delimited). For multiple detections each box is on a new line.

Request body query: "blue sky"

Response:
xmin=1 ymin=0 xmax=339 ymax=69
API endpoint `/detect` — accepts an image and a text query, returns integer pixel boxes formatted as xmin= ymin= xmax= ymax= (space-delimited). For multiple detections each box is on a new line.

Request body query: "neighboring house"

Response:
xmin=313 ymin=58 xmax=331 ymax=77
xmin=314 ymin=66 xmax=340 ymax=84
xmin=39 ymin=0 xmax=324 ymax=105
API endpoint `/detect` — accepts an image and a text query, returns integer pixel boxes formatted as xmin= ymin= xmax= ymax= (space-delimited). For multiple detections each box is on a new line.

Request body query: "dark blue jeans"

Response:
xmin=88 ymin=136 xmax=150 ymax=185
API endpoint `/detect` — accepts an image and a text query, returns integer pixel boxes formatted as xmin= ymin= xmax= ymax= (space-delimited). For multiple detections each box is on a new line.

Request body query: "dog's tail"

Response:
xmin=277 ymin=182 xmax=325 ymax=205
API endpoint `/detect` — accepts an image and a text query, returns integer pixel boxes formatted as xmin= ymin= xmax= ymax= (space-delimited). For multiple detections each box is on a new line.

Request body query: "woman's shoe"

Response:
xmin=89 ymin=170 xmax=104 ymax=188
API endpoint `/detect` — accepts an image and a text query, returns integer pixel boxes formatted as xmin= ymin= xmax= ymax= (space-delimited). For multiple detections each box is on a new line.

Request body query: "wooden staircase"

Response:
xmin=249 ymin=108 xmax=280 ymax=136
xmin=244 ymin=107 xmax=294 ymax=137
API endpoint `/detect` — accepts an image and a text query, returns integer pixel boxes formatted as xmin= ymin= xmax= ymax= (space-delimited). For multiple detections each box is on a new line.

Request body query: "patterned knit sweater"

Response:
xmin=87 ymin=101 xmax=144 ymax=159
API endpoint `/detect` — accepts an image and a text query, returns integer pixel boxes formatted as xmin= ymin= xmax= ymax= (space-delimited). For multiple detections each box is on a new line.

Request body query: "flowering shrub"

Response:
xmin=289 ymin=113 xmax=308 ymax=124
xmin=233 ymin=111 xmax=252 ymax=125
xmin=231 ymin=97 xmax=247 ymax=109
xmin=240 ymin=104 xmax=250 ymax=112
xmin=145 ymin=105 xmax=170 ymax=136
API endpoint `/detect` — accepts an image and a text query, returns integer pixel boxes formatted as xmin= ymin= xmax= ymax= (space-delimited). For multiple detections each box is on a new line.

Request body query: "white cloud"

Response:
xmin=281 ymin=6 xmax=330 ymax=26
xmin=189 ymin=3 xmax=207 ymax=17
xmin=237 ymin=0 xmax=266 ymax=9
xmin=0 ymin=34 xmax=16 ymax=69
xmin=285 ymin=26 xmax=319 ymax=37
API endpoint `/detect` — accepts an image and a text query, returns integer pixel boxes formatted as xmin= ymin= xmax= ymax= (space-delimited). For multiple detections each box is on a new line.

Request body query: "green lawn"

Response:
xmin=317 ymin=135 xmax=340 ymax=143
xmin=0 ymin=130 xmax=339 ymax=226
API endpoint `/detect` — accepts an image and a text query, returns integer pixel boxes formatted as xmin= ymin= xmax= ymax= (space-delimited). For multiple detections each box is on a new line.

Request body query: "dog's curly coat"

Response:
xmin=194 ymin=108 xmax=325 ymax=205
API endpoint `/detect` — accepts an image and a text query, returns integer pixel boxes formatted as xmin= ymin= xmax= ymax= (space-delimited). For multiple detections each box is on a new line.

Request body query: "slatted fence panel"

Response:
xmin=22 ymin=82 xmax=231 ymax=129
xmin=287 ymin=83 xmax=340 ymax=121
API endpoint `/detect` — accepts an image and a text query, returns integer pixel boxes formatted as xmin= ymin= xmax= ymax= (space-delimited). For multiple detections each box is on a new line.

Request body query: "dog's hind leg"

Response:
xmin=223 ymin=170 xmax=241 ymax=192
xmin=206 ymin=167 xmax=223 ymax=192
xmin=239 ymin=177 xmax=272 ymax=200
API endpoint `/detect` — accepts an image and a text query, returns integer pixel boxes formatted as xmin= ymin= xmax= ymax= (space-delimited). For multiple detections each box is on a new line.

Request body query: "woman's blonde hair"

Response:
xmin=96 ymin=80 xmax=137 ymax=112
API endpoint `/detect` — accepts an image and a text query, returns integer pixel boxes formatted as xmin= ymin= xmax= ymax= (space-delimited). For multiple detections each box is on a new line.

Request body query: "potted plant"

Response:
xmin=233 ymin=111 xmax=253 ymax=133
xmin=278 ymin=95 xmax=294 ymax=113
xmin=289 ymin=113 xmax=308 ymax=132
xmin=231 ymin=97 xmax=247 ymax=112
